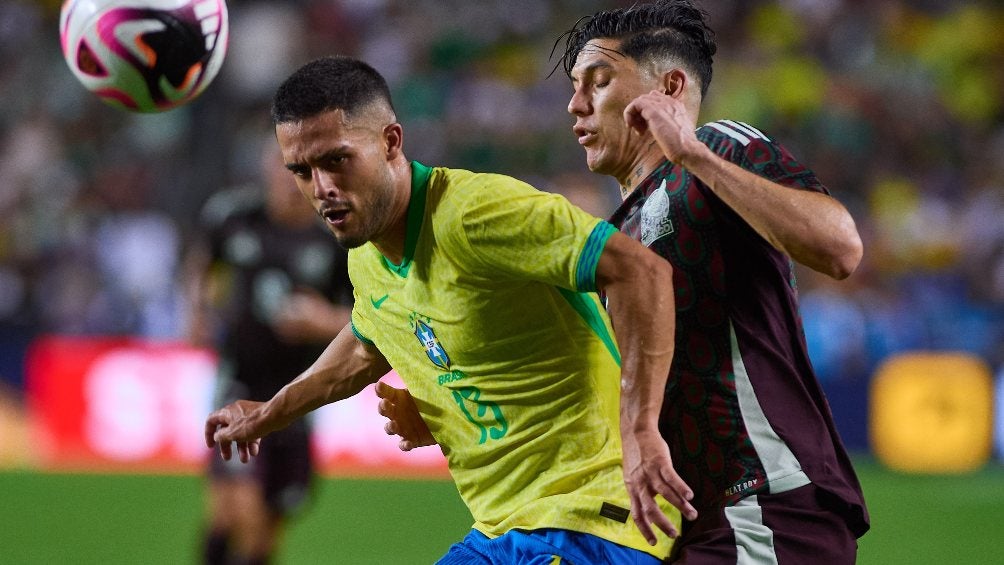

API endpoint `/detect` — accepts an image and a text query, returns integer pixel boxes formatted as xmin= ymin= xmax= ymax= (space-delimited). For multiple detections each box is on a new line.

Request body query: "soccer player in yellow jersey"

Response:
xmin=205 ymin=55 xmax=697 ymax=564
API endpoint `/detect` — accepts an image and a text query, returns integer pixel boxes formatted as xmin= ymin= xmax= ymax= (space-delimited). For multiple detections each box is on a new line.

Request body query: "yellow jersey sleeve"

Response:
xmin=440 ymin=174 xmax=616 ymax=293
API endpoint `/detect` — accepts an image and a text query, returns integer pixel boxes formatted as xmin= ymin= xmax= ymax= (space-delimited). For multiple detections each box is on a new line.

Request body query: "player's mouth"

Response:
xmin=320 ymin=206 xmax=350 ymax=227
xmin=573 ymin=125 xmax=597 ymax=146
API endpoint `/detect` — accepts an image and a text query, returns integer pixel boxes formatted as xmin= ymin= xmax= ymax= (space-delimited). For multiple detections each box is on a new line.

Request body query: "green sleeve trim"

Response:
xmin=557 ymin=288 xmax=621 ymax=367
xmin=575 ymin=221 xmax=617 ymax=292
xmin=351 ymin=322 xmax=374 ymax=346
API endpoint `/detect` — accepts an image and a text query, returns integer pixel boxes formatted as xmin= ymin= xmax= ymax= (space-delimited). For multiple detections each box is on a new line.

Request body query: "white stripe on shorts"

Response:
xmin=724 ymin=495 xmax=779 ymax=565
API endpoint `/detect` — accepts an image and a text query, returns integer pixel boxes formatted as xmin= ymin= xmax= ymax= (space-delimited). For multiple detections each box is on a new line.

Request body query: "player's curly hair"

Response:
xmin=554 ymin=0 xmax=717 ymax=97
xmin=271 ymin=56 xmax=396 ymax=124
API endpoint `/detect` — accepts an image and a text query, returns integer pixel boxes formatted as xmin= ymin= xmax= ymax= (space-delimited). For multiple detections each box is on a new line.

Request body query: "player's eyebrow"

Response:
xmin=316 ymin=147 xmax=351 ymax=162
xmin=285 ymin=146 xmax=351 ymax=170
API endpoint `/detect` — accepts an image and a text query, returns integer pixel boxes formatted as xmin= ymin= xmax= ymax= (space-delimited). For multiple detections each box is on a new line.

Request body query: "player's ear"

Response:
xmin=384 ymin=122 xmax=404 ymax=160
xmin=661 ymin=68 xmax=687 ymax=99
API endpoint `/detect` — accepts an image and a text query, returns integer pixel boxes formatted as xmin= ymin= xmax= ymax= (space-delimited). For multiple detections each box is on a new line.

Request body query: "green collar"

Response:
xmin=382 ymin=161 xmax=431 ymax=277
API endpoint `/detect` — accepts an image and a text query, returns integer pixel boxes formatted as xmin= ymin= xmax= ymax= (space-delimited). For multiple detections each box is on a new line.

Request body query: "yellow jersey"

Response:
xmin=350 ymin=162 xmax=679 ymax=558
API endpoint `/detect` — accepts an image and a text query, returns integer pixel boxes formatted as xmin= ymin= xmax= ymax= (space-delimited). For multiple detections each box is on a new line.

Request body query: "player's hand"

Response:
xmin=375 ymin=381 xmax=436 ymax=451
xmin=204 ymin=400 xmax=265 ymax=463
xmin=623 ymin=90 xmax=704 ymax=166
xmin=621 ymin=427 xmax=698 ymax=544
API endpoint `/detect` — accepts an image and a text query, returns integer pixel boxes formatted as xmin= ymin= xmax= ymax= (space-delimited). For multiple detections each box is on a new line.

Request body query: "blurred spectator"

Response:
xmin=187 ymin=140 xmax=353 ymax=565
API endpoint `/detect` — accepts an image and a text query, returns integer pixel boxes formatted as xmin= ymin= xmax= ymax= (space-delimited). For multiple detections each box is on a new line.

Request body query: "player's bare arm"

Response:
xmin=625 ymin=90 xmax=863 ymax=280
xmin=595 ymin=231 xmax=697 ymax=544
xmin=205 ymin=323 xmax=391 ymax=462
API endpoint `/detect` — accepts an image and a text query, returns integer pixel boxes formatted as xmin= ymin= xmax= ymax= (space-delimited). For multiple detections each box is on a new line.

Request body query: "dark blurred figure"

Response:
xmin=187 ymin=142 xmax=353 ymax=565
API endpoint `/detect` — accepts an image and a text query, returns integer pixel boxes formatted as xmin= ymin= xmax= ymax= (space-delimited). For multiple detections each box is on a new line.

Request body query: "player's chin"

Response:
xmin=584 ymin=151 xmax=612 ymax=175
xmin=330 ymin=228 xmax=367 ymax=249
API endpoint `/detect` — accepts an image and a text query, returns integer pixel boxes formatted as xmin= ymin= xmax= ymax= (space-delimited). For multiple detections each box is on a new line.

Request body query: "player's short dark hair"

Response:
xmin=271 ymin=56 xmax=396 ymax=124
xmin=556 ymin=0 xmax=717 ymax=97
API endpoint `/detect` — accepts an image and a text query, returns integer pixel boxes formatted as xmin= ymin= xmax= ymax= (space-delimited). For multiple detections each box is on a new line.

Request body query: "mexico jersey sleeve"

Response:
xmin=700 ymin=119 xmax=828 ymax=194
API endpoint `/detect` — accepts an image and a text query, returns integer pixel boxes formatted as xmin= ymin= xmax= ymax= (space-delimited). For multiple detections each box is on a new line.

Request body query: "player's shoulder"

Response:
xmin=433 ymin=166 xmax=534 ymax=195
xmin=697 ymin=119 xmax=774 ymax=148
xmin=199 ymin=185 xmax=264 ymax=230
xmin=431 ymin=166 xmax=541 ymax=218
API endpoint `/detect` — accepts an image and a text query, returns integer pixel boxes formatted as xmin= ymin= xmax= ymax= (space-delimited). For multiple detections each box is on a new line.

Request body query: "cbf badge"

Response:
xmin=415 ymin=319 xmax=451 ymax=371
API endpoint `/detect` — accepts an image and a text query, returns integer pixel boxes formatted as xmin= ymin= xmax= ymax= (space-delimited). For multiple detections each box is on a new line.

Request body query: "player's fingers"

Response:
xmin=218 ymin=440 xmax=232 ymax=461
xmin=205 ymin=413 xmax=228 ymax=447
xmin=638 ymin=486 xmax=681 ymax=541
xmin=659 ymin=465 xmax=694 ymax=499
xmin=623 ymin=103 xmax=647 ymax=134
xmin=398 ymin=439 xmax=413 ymax=452
xmin=237 ymin=442 xmax=250 ymax=463
xmin=249 ymin=439 xmax=260 ymax=458
xmin=376 ymin=397 xmax=393 ymax=417
xmin=629 ymin=491 xmax=658 ymax=546
xmin=205 ymin=421 xmax=218 ymax=448
xmin=658 ymin=470 xmax=698 ymax=521
xmin=384 ymin=419 xmax=399 ymax=436
xmin=375 ymin=380 xmax=398 ymax=400
xmin=646 ymin=503 xmax=680 ymax=539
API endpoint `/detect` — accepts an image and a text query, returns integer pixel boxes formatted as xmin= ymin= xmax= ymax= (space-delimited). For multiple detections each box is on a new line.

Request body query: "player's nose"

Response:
xmin=313 ymin=170 xmax=341 ymax=199
xmin=568 ymin=88 xmax=591 ymax=116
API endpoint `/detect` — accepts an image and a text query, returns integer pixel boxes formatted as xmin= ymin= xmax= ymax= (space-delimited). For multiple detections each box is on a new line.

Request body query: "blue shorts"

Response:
xmin=436 ymin=528 xmax=661 ymax=565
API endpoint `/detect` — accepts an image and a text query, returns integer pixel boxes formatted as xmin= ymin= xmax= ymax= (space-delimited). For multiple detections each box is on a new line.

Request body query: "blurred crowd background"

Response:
xmin=0 ymin=0 xmax=1002 ymax=452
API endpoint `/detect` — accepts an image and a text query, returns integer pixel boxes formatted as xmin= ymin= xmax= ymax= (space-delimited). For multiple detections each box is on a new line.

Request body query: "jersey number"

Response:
xmin=451 ymin=386 xmax=508 ymax=444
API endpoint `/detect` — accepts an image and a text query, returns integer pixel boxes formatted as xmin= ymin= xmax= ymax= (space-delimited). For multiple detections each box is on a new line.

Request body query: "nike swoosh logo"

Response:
xmin=370 ymin=294 xmax=389 ymax=309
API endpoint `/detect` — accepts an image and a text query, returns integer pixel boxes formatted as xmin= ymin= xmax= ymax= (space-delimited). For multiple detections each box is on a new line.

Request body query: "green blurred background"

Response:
xmin=3 ymin=461 xmax=1004 ymax=564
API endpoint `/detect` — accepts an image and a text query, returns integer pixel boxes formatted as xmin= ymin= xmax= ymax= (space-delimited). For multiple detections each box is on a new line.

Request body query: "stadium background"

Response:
xmin=1 ymin=0 xmax=1002 ymax=563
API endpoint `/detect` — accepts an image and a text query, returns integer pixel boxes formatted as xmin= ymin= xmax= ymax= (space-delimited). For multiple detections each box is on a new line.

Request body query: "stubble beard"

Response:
xmin=329 ymin=169 xmax=398 ymax=250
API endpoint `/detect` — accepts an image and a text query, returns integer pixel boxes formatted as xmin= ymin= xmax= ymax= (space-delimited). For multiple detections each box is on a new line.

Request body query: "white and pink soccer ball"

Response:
xmin=59 ymin=0 xmax=229 ymax=113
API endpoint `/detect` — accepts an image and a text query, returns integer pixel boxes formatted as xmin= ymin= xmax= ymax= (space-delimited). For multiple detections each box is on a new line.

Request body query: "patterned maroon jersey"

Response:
xmin=609 ymin=120 xmax=868 ymax=536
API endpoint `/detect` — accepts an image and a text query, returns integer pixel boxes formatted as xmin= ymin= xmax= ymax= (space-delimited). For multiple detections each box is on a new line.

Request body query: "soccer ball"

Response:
xmin=59 ymin=0 xmax=229 ymax=113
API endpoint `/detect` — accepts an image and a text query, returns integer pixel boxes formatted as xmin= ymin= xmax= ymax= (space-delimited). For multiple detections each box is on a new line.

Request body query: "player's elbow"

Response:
xmin=647 ymin=250 xmax=674 ymax=285
xmin=625 ymin=247 xmax=673 ymax=293
xmin=826 ymin=222 xmax=863 ymax=280
xmin=597 ymin=240 xmax=673 ymax=297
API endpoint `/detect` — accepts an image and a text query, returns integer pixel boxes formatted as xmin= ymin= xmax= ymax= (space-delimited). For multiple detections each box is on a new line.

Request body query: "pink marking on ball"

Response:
xmin=94 ymin=88 xmax=139 ymax=110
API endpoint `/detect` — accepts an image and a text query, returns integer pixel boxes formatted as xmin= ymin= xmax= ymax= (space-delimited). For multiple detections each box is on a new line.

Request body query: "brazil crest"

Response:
xmin=415 ymin=319 xmax=451 ymax=370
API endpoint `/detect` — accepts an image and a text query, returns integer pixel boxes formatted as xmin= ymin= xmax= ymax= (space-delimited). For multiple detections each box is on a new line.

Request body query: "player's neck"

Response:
xmin=373 ymin=227 xmax=406 ymax=265
xmin=618 ymin=142 xmax=669 ymax=200
xmin=371 ymin=160 xmax=413 ymax=264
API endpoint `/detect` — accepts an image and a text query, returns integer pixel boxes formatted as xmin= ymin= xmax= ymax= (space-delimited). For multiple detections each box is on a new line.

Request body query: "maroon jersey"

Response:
xmin=609 ymin=120 xmax=868 ymax=536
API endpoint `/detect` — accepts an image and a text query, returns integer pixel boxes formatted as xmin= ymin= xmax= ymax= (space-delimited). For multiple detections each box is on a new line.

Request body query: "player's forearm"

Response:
xmin=596 ymin=233 xmax=676 ymax=433
xmin=261 ymin=325 xmax=390 ymax=431
xmin=680 ymin=149 xmax=863 ymax=279
xmin=606 ymin=271 xmax=676 ymax=433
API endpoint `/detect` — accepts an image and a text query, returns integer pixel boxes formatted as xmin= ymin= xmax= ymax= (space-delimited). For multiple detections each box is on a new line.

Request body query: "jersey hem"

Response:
xmin=350 ymin=322 xmax=374 ymax=345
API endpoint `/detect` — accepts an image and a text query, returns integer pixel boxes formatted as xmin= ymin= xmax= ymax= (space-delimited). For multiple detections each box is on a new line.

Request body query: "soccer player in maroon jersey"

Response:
xmin=556 ymin=0 xmax=869 ymax=562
